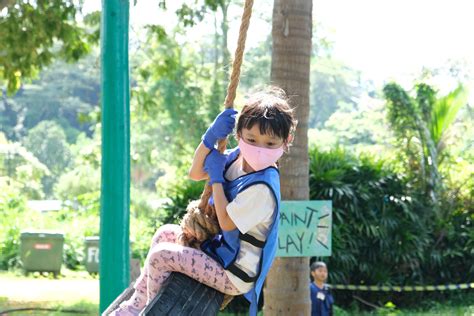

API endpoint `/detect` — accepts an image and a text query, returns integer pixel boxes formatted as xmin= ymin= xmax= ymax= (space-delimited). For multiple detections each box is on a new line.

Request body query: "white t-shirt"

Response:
xmin=224 ymin=154 xmax=276 ymax=293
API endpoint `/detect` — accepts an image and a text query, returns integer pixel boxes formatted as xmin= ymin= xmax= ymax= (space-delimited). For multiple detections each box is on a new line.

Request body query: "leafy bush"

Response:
xmin=308 ymin=146 xmax=473 ymax=307
xmin=127 ymin=175 xmax=205 ymax=261
xmin=130 ymin=217 xmax=157 ymax=264
xmin=56 ymin=207 xmax=99 ymax=270
xmin=160 ymin=178 xmax=206 ymax=225
xmin=423 ymin=185 xmax=474 ymax=284
xmin=54 ymin=165 xmax=100 ymax=201
xmin=309 ymin=147 xmax=431 ymax=285
xmin=23 ymin=121 xmax=72 ymax=196
xmin=0 ymin=182 xmax=27 ymax=270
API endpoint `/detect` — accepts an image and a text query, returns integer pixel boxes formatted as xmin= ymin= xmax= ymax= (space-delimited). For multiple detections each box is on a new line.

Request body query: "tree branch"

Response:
xmin=352 ymin=295 xmax=382 ymax=310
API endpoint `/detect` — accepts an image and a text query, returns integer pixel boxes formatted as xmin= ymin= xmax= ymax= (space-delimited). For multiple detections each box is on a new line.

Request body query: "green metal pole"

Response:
xmin=99 ymin=0 xmax=130 ymax=312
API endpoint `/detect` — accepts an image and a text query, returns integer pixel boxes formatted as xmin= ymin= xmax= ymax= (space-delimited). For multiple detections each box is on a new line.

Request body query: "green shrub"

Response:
xmin=54 ymin=191 xmax=100 ymax=270
xmin=310 ymin=147 xmax=431 ymax=284
xmin=130 ymin=217 xmax=156 ymax=263
xmin=60 ymin=212 xmax=99 ymax=270
xmin=308 ymin=146 xmax=473 ymax=307
xmin=160 ymin=179 xmax=206 ymax=224
xmin=0 ymin=182 xmax=27 ymax=270
xmin=423 ymin=186 xmax=474 ymax=284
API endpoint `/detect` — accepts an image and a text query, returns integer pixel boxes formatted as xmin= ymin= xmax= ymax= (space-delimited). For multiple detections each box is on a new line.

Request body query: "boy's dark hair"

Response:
xmin=236 ymin=87 xmax=297 ymax=144
xmin=310 ymin=261 xmax=327 ymax=271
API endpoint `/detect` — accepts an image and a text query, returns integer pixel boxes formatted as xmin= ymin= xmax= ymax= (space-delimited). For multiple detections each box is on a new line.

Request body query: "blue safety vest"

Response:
xmin=201 ymin=147 xmax=281 ymax=316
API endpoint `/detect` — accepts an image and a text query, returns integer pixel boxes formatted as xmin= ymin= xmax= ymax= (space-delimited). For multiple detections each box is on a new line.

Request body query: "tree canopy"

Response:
xmin=0 ymin=0 xmax=99 ymax=94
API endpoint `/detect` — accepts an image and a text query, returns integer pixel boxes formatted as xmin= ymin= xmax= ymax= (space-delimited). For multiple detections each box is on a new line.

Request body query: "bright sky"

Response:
xmin=84 ymin=0 xmax=474 ymax=91
xmin=315 ymin=0 xmax=474 ymax=86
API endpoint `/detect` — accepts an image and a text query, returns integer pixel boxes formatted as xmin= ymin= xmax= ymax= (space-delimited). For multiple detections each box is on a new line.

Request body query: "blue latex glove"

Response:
xmin=202 ymin=108 xmax=238 ymax=149
xmin=204 ymin=149 xmax=227 ymax=185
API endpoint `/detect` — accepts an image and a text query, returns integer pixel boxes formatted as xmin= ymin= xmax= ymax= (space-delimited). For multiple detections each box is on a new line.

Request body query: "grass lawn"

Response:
xmin=0 ymin=269 xmax=99 ymax=315
xmin=2 ymin=301 xmax=473 ymax=316
xmin=0 ymin=298 xmax=98 ymax=316
xmin=333 ymin=293 xmax=474 ymax=316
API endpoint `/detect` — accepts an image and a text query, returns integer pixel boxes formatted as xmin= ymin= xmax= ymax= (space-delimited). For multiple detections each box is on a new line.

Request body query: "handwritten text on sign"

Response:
xmin=276 ymin=201 xmax=332 ymax=257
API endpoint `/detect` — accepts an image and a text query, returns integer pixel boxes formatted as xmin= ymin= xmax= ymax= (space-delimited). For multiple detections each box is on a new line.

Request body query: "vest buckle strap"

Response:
xmin=239 ymin=232 xmax=265 ymax=248
xmin=227 ymin=264 xmax=258 ymax=283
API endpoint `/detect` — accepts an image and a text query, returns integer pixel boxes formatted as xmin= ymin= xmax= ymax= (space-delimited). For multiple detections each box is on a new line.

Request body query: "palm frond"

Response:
xmin=430 ymin=85 xmax=469 ymax=146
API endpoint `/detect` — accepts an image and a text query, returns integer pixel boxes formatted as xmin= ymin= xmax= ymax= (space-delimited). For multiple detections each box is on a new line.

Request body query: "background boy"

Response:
xmin=310 ymin=261 xmax=334 ymax=316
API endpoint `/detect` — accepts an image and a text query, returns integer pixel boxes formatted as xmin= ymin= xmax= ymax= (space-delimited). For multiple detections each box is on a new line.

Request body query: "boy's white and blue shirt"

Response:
xmin=310 ymin=283 xmax=334 ymax=316
xmin=201 ymin=147 xmax=281 ymax=316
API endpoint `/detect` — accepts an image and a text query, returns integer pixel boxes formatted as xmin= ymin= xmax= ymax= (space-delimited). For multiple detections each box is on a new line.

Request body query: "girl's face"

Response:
xmin=238 ymin=123 xmax=285 ymax=149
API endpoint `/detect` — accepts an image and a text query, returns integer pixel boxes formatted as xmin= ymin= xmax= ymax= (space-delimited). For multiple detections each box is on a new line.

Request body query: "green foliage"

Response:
xmin=23 ymin=120 xmax=70 ymax=171
xmin=23 ymin=120 xmax=71 ymax=196
xmin=2 ymin=55 xmax=100 ymax=142
xmin=131 ymin=28 xmax=211 ymax=170
xmin=160 ymin=178 xmax=206 ymax=225
xmin=0 ymin=183 xmax=163 ymax=270
xmin=0 ymin=95 xmax=19 ymax=140
xmin=174 ymin=0 xmax=231 ymax=27
xmin=0 ymin=140 xmax=49 ymax=199
xmin=319 ymin=99 xmax=390 ymax=149
xmin=0 ymin=296 xmax=100 ymax=316
xmin=310 ymin=58 xmax=365 ymax=128
xmin=424 ymin=186 xmax=474 ymax=283
xmin=0 ymin=191 xmax=101 ymax=271
xmin=429 ymin=85 xmax=469 ymax=156
xmin=310 ymin=147 xmax=430 ymax=286
xmin=2 ymin=52 xmax=100 ymax=200
xmin=54 ymin=132 xmax=101 ymax=209
xmin=309 ymin=146 xmax=473 ymax=307
xmin=384 ymin=83 xmax=468 ymax=158
xmin=0 ymin=182 xmax=26 ymax=270
xmin=383 ymin=83 xmax=468 ymax=208
xmin=336 ymin=292 xmax=474 ymax=315
xmin=54 ymin=165 xmax=99 ymax=201
xmin=0 ymin=0 xmax=99 ymax=94
xmin=57 ymin=207 xmax=99 ymax=270
xmin=239 ymin=36 xmax=271 ymax=91
xmin=130 ymin=216 xmax=157 ymax=264
xmin=383 ymin=84 xmax=419 ymax=140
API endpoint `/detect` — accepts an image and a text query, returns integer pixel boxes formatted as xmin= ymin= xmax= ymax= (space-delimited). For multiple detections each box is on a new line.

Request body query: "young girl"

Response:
xmin=111 ymin=87 xmax=296 ymax=316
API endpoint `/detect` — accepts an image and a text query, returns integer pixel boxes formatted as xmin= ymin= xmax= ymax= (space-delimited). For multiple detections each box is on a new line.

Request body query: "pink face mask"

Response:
xmin=238 ymin=138 xmax=284 ymax=171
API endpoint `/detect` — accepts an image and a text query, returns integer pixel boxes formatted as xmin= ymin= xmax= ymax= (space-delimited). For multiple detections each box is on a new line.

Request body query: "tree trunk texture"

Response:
xmin=264 ymin=0 xmax=312 ymax=315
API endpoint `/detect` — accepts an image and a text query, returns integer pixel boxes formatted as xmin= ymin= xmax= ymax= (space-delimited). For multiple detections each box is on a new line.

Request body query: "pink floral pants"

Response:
xmin=119 ymin=224 xmax=241 ymax=313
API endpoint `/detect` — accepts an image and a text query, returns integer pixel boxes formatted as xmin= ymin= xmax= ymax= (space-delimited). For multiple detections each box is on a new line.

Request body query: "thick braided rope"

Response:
xmin=178 ymin=0 xmax=254 ymax=310
xmin=181 ymin=0 xmax=254 ymax=241
xmin=224 ymin=0 xmax=254 ymax=108
xmin=178 ymin=200 xmax=219 ymax=248
xmin=203 ymin=0 xmax=254 ymax=216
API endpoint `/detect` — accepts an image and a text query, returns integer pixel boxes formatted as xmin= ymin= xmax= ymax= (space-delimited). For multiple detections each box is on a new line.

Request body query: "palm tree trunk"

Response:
xmin=264 ymin=0 xmax=313 ymax=314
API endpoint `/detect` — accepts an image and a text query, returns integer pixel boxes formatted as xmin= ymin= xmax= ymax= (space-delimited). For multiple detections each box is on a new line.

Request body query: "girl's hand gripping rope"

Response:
xmin=202 ymin=108 xmax=238 ymax=149
xmin=204 ymin=149 xmax=227 ymax=185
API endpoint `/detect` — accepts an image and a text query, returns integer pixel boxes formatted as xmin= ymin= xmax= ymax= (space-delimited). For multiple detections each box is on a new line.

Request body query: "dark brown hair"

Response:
xmin=236 ymin=87 xmax=297 ymax=143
